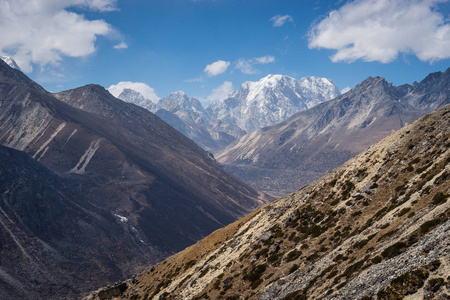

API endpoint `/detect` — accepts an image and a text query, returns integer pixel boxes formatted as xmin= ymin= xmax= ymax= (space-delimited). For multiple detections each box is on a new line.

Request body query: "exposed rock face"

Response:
xmin=217 ymin=70 xmax=450 ymax=197
xmin=0 ymin=145 xmax=157 ymax=300
xmin=91 ymin=103 xmax=450 ymax=300
xmin=0 ymin=59 xmax=271 ymax=297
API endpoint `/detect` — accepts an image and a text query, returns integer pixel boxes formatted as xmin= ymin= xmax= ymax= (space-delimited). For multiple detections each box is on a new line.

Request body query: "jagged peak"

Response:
xmin=0 ymin=55 xmax=21 ymax=71
xmin=352 ymin=76 xmax=391 ymax=91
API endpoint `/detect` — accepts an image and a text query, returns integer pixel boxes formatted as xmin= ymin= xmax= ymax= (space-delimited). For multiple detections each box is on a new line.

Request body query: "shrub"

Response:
xmin=420 ymin=218 xmax=442 ymax=234
xmin=199 ymin=266 xmax=210 ymax=278
xmin=371 ymin=256 xmax=382 ymax=264
xmin=381 ymin=242 xmax=407 ymax=259
xmin=286 ymin=249 xmax=301 ymax=262
xmin=330 ymin=199 xmax=339 ymax=206
xmin=184 ymin=260 xmax=197 ymax=270
xmin=289 ymin=264 xmax=299 ymax=274
xmin=243 ymin=264 xmax=267 ymax=283
xmin=432 ymin=192 xmax=448 ymax=205
xmin=343 ymin=260 xmax=364 ymax=278
xmin=426 ymin=277 xmax=445 ymax=292
xmin=398 ymin=207 xmax=411 ymax=217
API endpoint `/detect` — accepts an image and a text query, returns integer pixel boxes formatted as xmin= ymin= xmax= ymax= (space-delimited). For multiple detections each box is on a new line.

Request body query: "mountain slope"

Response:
xmin=218 ymin=70 xmax=450 ymax=196
xmin=0 ymin=58 xmax=270 ymax=257
xmin=0 ymin=145 xmax=156 ymax=300
xmin=90 ymin=102 xmax=450 ymax=300
xmin=53 ymin=84 xmax=271 ymax=252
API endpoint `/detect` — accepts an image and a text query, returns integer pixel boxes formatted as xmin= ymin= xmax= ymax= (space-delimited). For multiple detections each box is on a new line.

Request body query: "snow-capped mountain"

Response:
xmin=0 ymin=55 xmax=21 ymax=71
xmin=207 ymin=74 xmax=340 ymax=133
xmin=154 ymin=92 xmax=226 ymax=151
xmin=118 ymin=88 xmax=155 ymax=111
xmin=157 ymin=91 xmax=209 ymax=122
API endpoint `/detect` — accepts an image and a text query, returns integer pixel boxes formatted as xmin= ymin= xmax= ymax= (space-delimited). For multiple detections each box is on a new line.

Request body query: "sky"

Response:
xmin=1 ymin=0 xmax=449 ymax=105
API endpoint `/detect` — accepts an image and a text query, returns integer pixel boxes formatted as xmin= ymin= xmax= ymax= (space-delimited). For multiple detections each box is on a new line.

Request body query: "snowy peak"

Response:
xmin=117 ymin=88 xmax=155 ymax=111
xmin=208 ymin=74 xmax=340 ymax=133
xmin=159 ymin=91 xmax=208 ymax=118
xmin=0 ymin=55 xmax=21 ymax=71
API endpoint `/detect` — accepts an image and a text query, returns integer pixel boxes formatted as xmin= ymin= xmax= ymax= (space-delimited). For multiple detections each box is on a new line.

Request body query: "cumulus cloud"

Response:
xmin=204 ymin=60 xmax=230 ymax=77
xmin=113 ymin=42 xmax=128 ymax=49
xmin=270 ymin=15 xmax=294 ymax=27
xmin=108 ymin=81 xmax=160 ymax=102
xmin=0 ymin=0 xmax=117 ymax=72
xmin=207 ymin=81 xmax=233 ymax=102
xmin=341 ymin=87 xmax=351 ymax=93
xmin=235 ymin=55 xmax=276 ymax=74
xmin=308 ymin=0 xmax=450 ymax=63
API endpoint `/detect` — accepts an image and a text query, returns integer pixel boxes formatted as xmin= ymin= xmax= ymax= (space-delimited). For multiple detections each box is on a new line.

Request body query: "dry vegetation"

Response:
xmin=87 ymin=105 xmax=450 ymax=300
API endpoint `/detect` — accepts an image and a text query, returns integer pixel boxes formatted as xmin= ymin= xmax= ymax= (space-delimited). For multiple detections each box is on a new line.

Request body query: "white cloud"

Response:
xmin=207 ymin=81 xmax=233 ymax=102
xmin=204 ymin=60 xmax=230 ymax=77
xmin=235 ymin=55 xmax=276 ymax=74
xmin=341 ymin=87 xmax=351 ymax=93
xmin=308 ymin=0 xmax=450 ymax=63
xmin=270 ymin=15 xmax=294 ymax=27
xmin=235 ymin=58 xmax=256 ymax=75
xmin=255 ymin=55 xmax=276 ymax=64
xmin=0 ymin=0 xmax=117 ymax=72
xmin=184 ymin=76 xmax=204 ymax=83
xmin=108 ymin=81 xmax=160 ymax=102
xmin=113 ymin=42 xmax=128 ymax=49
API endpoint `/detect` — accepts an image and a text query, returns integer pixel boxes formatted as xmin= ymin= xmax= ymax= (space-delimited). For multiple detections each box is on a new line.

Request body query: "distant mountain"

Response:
xmin=89 ymin=100 xmax=450 ymax=300
xmin=0 ymin=145 xmax=157 ymax=300
xmin=207 ymin=74 xmax=340 ymax=134
xmin=113 ymin=75 xmax=339 ymax=152
xmin=0 ymin=55 xmax=21 ymax=71
xmin=118 ymin=88 xmax=155 ymax=111
xmin=0 ymin=59 xmax=270 ymax=297
xmin=217 ymin=69 xmax=450 ymax=197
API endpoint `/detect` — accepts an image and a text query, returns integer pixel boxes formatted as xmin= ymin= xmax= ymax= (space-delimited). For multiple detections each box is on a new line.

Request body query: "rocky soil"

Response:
xmin=87 ymin=103 xmax=450 ymax=300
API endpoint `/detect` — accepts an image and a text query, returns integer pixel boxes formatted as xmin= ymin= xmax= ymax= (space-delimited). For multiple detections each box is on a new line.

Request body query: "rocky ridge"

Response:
xmin=89 ymin=103 xmax=450 ymax=300
xmin=217 ymin=69 xmax=450 ymax=197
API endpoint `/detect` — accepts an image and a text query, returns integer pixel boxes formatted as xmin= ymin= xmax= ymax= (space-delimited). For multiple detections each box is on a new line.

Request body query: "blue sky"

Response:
xmin=1 ymin=0 xmax=449 ymax=105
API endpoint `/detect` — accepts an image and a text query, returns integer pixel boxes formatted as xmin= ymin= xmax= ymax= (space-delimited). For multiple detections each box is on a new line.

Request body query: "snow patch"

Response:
xmin=114 ymin=214 xmax=128 ymax=223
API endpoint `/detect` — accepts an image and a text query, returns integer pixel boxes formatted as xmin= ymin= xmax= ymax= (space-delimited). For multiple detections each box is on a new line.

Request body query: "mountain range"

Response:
xmin=114 ymin=75 xmax=340 ymax=152
xmin=0 ymin=58 xmax=270 ymax=298
xmin=217 ymin=70 xmax=450 ymax=197
xmin=89 ymin=100 xmax=450 ymax=300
